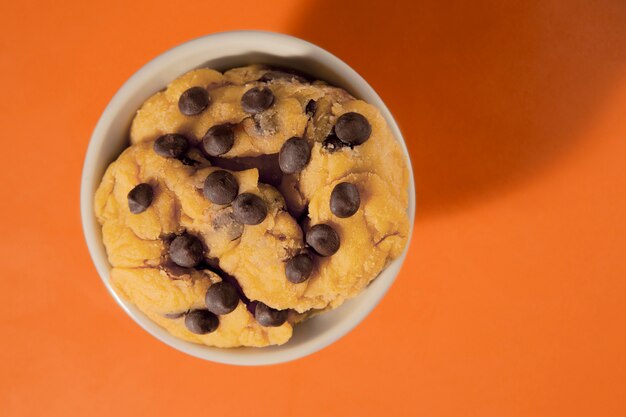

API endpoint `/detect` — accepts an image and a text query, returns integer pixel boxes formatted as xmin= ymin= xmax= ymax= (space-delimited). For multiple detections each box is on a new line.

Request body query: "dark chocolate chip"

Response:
xmin=305 ymin=99 xmax=317 ymax=116
xmin=254 ymin=302 xmax=288 ymax=327
xmin=168 ymin=233 xmax=205 ymax=268
xmin=127 ymin=183 xmax=153 ymax=214
xmin=278 ymin=137 xmax=311 ymax=174
xmin=322 ymin=134 xmax=347 ymax=153
xmin=285 ymin=253 xmax=314 ymax=284
xmin=178 ymin=86 xmax=210 ymax=116
xmin=241 ymin=87 xmax=274 ymax=114
xmin=203 ymin=170 xmax=239 ymax=205
xmin=306 ymin=224 xmax=340 ymax=256
xmin=153 ymin=134 xmax=189 ymax=158
xmin=335 ymin=112 xmax=372 ymax=145
xmin=184 ymin=309 xmax=219 ymax=334
xmin=205 ymin=281 xmax=239 ymax=315
xmin=232 ymin=193 xmax=267 ymax=225
xmin=330 ymin=182 xmax=360 ymax=218
xmin=202 ymin=124 xmax=235 ymax=156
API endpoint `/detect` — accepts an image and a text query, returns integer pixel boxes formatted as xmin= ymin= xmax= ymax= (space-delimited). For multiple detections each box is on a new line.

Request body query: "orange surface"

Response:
xmin=1 ymin=1 xmax=626 ymax=416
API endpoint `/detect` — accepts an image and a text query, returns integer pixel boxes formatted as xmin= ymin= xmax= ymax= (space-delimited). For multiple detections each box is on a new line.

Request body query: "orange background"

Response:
xmin=2 ymin=1 xmax=626 ymax=416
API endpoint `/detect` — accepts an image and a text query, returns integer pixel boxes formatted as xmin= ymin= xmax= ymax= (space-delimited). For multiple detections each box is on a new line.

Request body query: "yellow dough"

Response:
xmin=94 ymin=65 xmax=409 ymax=347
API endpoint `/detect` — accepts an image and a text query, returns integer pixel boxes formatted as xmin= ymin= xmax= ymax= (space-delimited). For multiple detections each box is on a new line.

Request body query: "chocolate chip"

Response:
xmin=322 ymin=134 xmax=347 ymax=153
xmin=184 ymin=310 xmax=219 ymax=334
xmin=203 ymin=170 xmax=239 ymax=205
xmin=335 ymin=112 xmax=372 ymax=145
xmin=202 ymin=124 xmax=235 ymax=156
xmin=127 ymin=183 xmax=153 ymax=214
xmin=305 ymin=99 xmax=317 ymax=116
xmin=232 ymin=193 xmax=267 ymax=225
xmin=153 ymin=134 xmax=189 ymax=159
xmin=169 ymin=233 xmax=205 ymax=268
xmin=241 ymin=87 xmax=274 ymax=114
xmin=205 ymin=281 xmax=239 ymax=315
xmin=285 ymin=254 xmax=314 ymax=284
xmin=254 ymin=302 xmax=287 ymax=327
xmin=178 ymin=86 xmax=210 ymax=116
xmin=330 ymin=182 xmax=360 ymax=218
xmin=306 ymin=224 xmax=340 ymax=256
xmin=278 ymin=137 xmax=311 ymax=174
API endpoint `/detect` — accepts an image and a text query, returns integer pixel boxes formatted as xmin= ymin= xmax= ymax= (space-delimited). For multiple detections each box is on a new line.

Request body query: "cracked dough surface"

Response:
xmin=95 ymin=65 xmax=410 ymax=347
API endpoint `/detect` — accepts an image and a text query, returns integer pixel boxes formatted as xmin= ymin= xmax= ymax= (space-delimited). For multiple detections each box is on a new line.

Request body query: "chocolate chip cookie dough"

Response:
xmin=94 ymin=65 xmax=410 ymax=348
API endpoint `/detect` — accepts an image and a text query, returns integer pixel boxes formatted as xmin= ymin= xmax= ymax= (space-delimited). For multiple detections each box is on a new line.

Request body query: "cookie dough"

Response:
xmin=95 ymin=65 xmax=409 ymax=347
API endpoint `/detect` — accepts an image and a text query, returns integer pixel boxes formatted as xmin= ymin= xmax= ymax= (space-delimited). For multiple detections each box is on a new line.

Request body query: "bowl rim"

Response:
xmin=80 ymin=30 xmax=416 ymax=365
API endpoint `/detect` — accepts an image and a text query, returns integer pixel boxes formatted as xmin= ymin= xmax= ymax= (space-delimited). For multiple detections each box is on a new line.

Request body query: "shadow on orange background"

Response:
xmin=292 ymin=0 xmax=626 ymax=217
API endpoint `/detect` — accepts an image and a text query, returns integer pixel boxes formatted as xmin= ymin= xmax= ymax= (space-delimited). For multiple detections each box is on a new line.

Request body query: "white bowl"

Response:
xmin=80 ymin=31 xmax=416 ymax=366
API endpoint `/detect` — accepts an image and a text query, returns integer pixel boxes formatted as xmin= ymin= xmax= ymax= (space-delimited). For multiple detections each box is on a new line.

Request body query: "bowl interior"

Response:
xmin=81 ymin=31 xmax=415 ymax=365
